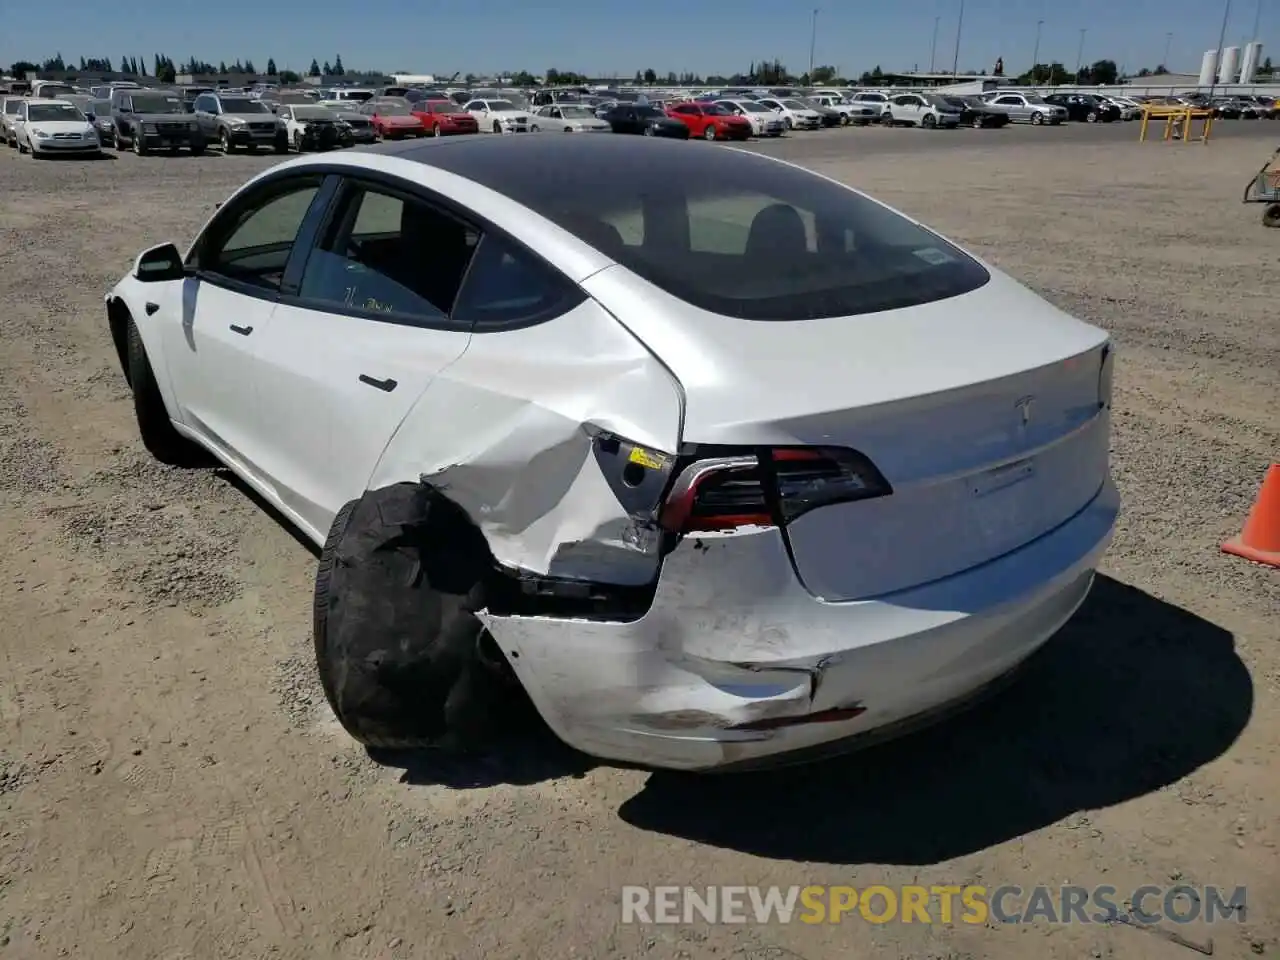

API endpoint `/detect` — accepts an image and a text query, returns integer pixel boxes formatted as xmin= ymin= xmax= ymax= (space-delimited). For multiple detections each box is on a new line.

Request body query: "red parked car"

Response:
xmin=358 ymin=98 xmax=425 ymax=139
xmin=410 ymin=100 xmax=480 ymax=136
xmin=665 ymin=101 xmax=753 ymax=141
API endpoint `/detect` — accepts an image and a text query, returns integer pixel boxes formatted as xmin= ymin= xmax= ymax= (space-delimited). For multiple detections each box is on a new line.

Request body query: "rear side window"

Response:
xmin=480 ymin=144 xmax=989 ymax=320
xmin=452 ymin=235 xmax=584 ymax=331
xmin=297 ymin=182 xmax=480 ymax=326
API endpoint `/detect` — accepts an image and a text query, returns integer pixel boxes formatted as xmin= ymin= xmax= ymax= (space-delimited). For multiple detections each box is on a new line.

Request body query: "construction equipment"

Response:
xmin=1243 ymin=146 xmax=1280 ymax=227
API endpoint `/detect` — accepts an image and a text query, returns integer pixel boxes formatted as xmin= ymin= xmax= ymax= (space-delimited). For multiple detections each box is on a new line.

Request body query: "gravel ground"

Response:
xmin=0 ymin=127 xmax=1278 ymax=960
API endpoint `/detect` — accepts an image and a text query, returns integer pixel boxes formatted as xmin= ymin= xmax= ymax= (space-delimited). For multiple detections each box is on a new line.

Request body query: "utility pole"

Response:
xmin=1163 ymin=31 xmax=1173 ymax=69
xmin=930 ymin=16 xmax=941 ymax=72
xmin=1076 ymin=27 xmax=1087 ymax=78
xmin=808 ymin=8 xmax=818 ymax=79
xmin=1031 ymin=19 xmax=1044 ymax=86
xmin=1251 ymin=0 xmax=1262 ymax=38
xmin=1209 ymin=0 xmax=1232 ymax=99
xmin=951 ymin=0 xmax=965 ymax=80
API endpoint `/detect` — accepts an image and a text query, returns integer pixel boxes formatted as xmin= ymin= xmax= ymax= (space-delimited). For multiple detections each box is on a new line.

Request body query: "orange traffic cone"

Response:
xmin=1222 ymin=464 xmax=1280 ymax=569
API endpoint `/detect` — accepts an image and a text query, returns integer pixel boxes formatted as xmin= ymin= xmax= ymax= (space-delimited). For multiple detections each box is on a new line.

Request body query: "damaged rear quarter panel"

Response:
xmin=366 ymin=297 xmax=684 ymax=584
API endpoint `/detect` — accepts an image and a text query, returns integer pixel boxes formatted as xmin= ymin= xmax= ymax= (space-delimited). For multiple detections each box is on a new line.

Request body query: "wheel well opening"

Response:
xmin=106 ymin=297 xmax=132 ymax=384
xmin=409 ymin=481 xmax=661 ymax=623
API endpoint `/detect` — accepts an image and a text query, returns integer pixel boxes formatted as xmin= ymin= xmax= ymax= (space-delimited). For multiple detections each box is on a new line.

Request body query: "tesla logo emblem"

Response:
xmin=1015 ymin=396 xmax=1035 ymax=427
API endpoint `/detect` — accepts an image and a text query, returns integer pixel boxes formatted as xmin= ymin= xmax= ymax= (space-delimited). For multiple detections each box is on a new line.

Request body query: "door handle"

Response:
xmin=359 ymin=374 xmax=398 ymax=392
xmin=145 ymin=301 xmax=159 ymax=315
xmin=229 ymin=324 xmax=253 ymax=336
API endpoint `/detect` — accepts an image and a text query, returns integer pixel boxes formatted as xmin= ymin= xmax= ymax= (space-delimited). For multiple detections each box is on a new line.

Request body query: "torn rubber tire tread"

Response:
xmin=313 ymin=483 xmax=507 ymax=750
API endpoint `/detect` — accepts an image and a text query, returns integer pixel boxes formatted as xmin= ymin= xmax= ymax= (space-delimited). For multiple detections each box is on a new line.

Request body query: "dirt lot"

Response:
xmin=1 ymin=127 xmax=1278 ymax=960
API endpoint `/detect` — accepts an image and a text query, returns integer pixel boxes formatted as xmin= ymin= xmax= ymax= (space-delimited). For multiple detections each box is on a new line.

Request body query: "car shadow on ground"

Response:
xmin=616 ymin=574 xmax=1252 ymax=864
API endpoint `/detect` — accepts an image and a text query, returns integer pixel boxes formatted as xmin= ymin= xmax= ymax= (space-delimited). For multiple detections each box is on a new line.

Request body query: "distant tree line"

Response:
xmin=8 ymin=53 xmax=356 ymax=86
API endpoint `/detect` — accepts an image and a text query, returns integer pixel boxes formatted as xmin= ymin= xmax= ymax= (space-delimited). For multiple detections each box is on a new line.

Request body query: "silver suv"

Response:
xmin=192 ymin=92 xmax=287 ymax=153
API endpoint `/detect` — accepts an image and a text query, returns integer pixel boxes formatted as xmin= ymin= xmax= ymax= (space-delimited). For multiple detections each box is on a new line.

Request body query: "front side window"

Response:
xmin=197 ymin=179 xmax=323 ymax=292
xmin=489 ymin=149 xmax=989 ymax=321
xmin=297 ymin=183 xmax=480 ymax=325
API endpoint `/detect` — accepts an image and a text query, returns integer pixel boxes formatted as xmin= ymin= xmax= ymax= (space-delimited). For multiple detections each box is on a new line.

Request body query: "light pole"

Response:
xmin=1251 ymin=0 xmax=1262 ymax=38
xmin=930 ymin=16 xmax=941 ymax=72
xmin=1208 ymin=0 xmax=1232 ymax=99
xmin=1076 ymin=27 xmax=1087 ymax=78
xmin=1031 ymin=19 xmax=1044 ymax=86
xmin=808 ymin=8 xmax=818 ymax=79
xmin=951 ymin=0 xmax=966 ymax=80
xmin=1163 ymin=31 xmax=1173 ymax=69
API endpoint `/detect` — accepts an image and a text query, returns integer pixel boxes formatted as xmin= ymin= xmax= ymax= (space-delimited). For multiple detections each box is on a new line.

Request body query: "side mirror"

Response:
xmin=86 ymin=112 xmax=95 ymax=121
xmin=134 ymin=243 xmax=186 ymax=283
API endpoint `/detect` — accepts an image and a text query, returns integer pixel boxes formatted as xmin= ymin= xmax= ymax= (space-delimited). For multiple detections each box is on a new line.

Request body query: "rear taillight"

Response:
xmin=660 ymin=447 xmax=891 ymax=534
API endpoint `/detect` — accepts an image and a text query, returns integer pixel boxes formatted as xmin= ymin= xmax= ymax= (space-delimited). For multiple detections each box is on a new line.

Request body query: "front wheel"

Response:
xmin=882 ymin=111 xmax=893 ymax=126
xmin=1263 ymin=203 xmax=1280 ymax=228
xmin=133 ymin=132 xmax=146 ymax=155
xmin=839 ymin=113 xmax=850 ymax=126
xmin=493 ymin=120 xmax=502 ymax=134
xmin=292 ymin=130 xmax=303 ymax=152
xmin=530 ymin=124 xmax=539 ymax=132
xmin=703 ymin=124 xmax=718 ymax=141
xmin=1031 ymin=111 xmax=1044 ymax=125
xmin=643 ymin=124 xmax=654 ymax=136
xmin=220 ymin=128 xmax=233 ymax=153
xmin=1086 ymin=111 xmax=1099 ymax=123
xmin=922 ymin=113 xmax=937 ymax=129
xmin=125 ymin=321 xmax=207 ymax=467
xmin=433 ymin=123 xmax=443 ymax=137
xmin=784 ymin=116 xmax=794 ymax=129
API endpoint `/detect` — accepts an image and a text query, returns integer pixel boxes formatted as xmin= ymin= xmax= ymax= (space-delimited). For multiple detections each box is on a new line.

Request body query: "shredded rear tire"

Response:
xmin=313 ymin=484 xmax=516 ymax=751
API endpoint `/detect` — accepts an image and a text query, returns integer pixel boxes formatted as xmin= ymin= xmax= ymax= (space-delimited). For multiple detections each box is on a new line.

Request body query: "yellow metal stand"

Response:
xmin=1138 ymin=106 xmax=1214 ymax=144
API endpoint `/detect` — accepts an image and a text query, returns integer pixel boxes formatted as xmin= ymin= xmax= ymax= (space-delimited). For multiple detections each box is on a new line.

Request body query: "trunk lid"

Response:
xmin=582 ymin=265 xmax=1112 ymax=600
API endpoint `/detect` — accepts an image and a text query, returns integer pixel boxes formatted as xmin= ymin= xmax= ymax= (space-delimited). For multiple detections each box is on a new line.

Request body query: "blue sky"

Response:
xmin=1 ymin=0 xmax=1270 ymax=79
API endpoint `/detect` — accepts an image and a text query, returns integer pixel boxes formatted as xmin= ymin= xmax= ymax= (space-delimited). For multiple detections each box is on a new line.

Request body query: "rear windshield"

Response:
xmin=474 ymin=141 xmax=989 ymax=320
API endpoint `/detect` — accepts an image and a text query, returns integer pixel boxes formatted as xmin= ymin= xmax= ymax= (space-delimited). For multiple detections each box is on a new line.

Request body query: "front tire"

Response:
xmin=493 ymin=120 xmax=502 ymax=134
xmin=125 ymin=321 xmax=206 ymax=467
xmin=1031 ymin=111 xmax=1044 ymax=125
xmin=703 ymin=124 xmax=717 ymax=141
xmin=133 ymin=132 xmax=146 ymax=155
xmin=882 ymin=111 xmax=893 ymax=126
xmin=922 ymin=113 xmax=937 ymax=129
xmin=220 ymin=128 xmax=233 ymax=153
xmin=433 ymin=123 xmax=443 ymax=137
xmin=313 ymin=486 xmax=517 ymax=751
xmin=1086 ymin=111 xmax=1099 ymax=123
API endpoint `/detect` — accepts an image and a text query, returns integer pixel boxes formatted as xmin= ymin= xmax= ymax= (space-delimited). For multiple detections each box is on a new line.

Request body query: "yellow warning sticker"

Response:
xmin=628 ymin=446 xmax=669 ymax=470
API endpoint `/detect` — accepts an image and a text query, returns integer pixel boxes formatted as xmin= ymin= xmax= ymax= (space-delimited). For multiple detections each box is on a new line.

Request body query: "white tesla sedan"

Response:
xmin=105 ymin=136 xmax=1118 ymax=772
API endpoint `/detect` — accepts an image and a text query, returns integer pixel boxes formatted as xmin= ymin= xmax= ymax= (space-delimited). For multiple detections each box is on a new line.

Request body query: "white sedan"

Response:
xmin=105 ymin=135 xmax=1118 ymax=772
xmin=15 ymin=99 xmax=102 ymax=157
xmin=531 ymin=104 xmax=611 ymax=132
xmin=463 ymin=98 xmax=532 ymax=133
xmin=756 ymin=96 xmax=823 ymax=130
xmin=714 ymin=99 xmax=786 ymax=137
